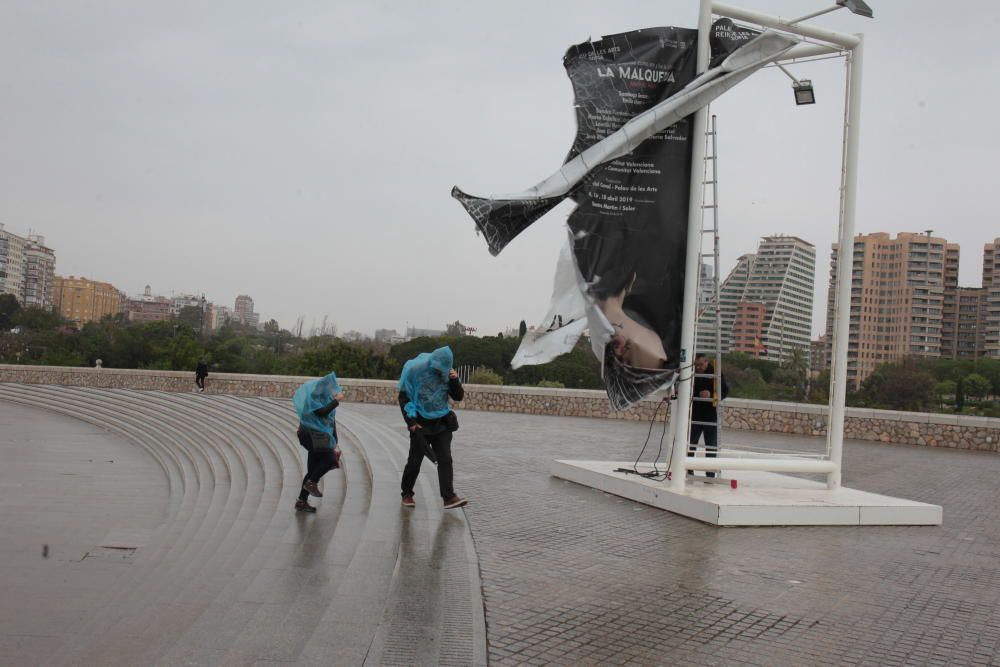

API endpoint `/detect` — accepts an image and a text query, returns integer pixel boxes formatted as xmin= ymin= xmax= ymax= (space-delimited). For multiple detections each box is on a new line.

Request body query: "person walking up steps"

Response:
xmin=398 ymin=346 xmax=468 ymax=510
xmin=293 ymin=372 xmax=344 ymax=513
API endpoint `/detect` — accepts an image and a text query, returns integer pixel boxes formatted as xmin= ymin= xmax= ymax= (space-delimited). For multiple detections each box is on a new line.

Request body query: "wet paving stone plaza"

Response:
xmin=2 ymin=386 xmax=999 ymax=665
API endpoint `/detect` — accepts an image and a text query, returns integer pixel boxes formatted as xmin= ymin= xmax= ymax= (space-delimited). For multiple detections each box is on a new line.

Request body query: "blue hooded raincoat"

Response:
xmin=398 ymin=346 xmax=454 ymax=420
xmin=293 ymin=372 xmax=342 ymax=444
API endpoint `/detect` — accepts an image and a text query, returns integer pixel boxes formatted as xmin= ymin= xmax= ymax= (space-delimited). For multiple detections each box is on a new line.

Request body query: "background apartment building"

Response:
xmin=22 ymin=235 xmax=56 ymax=309
xmin=124 ymin=285 xmax=171 ymax=324
xmin=210 ymin=305 xmax=232 ymax=331
xmin=0 ymin=224 xmax=28 ymax=303
xmin=984 ymin=238 xmax=1000 ymax=358
xmin=170 ymin=293 xmax=204 ymax=316
xmin=234 ymin=294 xmax=259 ymax=328
xmin=697 ymin=235 xmax=816 ymax=363
xmin=826 ymin=232 xmax=954 ymax=389
xmin=0 ymin=225 xmax=57 ymax=310
xmin=53 ymin=276 xmax=124 ymax=325
xmin=697 ymin=253 xmax=754 ymax=355
xmin=941 ymin=286 xmax=986 ymax=359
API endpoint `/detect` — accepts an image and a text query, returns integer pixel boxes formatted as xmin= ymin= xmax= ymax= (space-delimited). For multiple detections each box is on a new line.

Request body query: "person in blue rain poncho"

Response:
xmin=293 ymin=372 xmax=345 ymax=513
xmin=398 ymin=346 xmax=468 ymax=509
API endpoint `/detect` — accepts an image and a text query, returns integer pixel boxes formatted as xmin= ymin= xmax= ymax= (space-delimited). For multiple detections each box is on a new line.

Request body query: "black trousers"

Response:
xmin=401 ymin=428 xmax=454 ymax=500
xmin=195 ymin=376 xmax=206 ymax=390
xmin=689 ymin=423 xmax=719 ymax=478
xmin=297 ymin=428 xmax=338 ymax=501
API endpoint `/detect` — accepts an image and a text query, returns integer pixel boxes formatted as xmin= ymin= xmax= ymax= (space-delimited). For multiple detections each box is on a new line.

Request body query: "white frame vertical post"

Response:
xmin=668 ymin=0 xmax=713 ymax=490
xmin=826 ymin=34 xmax=864 ymax=490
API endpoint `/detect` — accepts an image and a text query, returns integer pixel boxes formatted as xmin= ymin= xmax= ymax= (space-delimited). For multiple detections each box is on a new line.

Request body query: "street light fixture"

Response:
xmin=776 ymin=63 xmax=815 ymax=105
xmin=792 ymin=79 xmax=816 ymax=105
xmin=836 ymin=0 xmax=874 ymax=18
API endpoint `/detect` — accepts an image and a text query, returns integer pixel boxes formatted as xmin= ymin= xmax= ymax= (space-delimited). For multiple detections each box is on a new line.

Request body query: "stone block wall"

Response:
xmin=1 ymin=364 xmax=996 ymax=452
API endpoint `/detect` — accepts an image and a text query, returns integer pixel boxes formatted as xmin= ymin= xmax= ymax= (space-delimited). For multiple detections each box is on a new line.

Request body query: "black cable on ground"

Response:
xmin=615 ymin=396 xmax=670 ymax=481
xmin=614 ymin=362 xmax=695 ymax=482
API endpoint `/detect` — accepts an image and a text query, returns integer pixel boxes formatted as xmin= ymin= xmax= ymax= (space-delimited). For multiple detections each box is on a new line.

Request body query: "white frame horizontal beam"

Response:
xmin=712 ymin=2 xmax=860 ymax=48
xmin=686 ymin=457 xmax=838 ymax=473
xmin=778 ymin=42 xmax=844 ymax=61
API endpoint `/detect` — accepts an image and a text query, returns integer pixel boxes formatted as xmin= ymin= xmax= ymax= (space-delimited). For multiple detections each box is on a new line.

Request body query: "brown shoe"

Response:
xmin=443 ymin=495 xmax=468 ymax=509
xmin=401 ymin=494 xmax=416 ymax=508
xmin=303 ymin=480 xmax=322 ymax=498
xmin=295 ymin=499 xmax=316 ymax=513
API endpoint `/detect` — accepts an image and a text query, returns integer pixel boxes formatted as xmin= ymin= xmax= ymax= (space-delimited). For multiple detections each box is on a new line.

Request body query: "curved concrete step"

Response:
xmin=0 ymin=384 xmax=486 ymax=666
xmin=163 ymin=396 xmax=369 ymax=666
xmin=338 ymin=410 xmax=488 ymax=667
xmin=1 ymin=386 xmax=261 ymax=663
xmin=108 ymin=390 xmax=296 ymax=663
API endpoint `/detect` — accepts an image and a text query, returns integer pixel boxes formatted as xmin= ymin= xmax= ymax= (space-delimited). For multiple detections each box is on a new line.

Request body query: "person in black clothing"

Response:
xmin=293 ymin=373 xmax=344 ymax=513
xmin=398 ymin=346 xmax=468 ymax=509
xmin=689 ymin=353 xmax=729 ymax=478
xmin=195 ymin=358 xmax=208 ymax=393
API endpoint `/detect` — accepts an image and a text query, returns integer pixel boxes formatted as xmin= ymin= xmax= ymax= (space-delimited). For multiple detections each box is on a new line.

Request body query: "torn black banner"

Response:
xmin=564 ymin=27 xmax=697 ymax=410
xmin=453 ymin=26 xmax=796 ymax=409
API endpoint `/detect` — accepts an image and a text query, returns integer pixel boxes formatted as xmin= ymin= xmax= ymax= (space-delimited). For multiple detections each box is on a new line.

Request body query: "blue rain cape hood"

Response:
xmin=398 ymin=346 xmax=454 ymax=420
xmin=294 ymin=372 xmax=342 ymax=442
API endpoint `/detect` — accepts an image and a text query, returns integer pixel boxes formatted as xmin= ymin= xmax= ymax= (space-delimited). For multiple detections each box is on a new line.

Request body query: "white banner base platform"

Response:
xmin=551 ymin=460 xmax=942 ymax=527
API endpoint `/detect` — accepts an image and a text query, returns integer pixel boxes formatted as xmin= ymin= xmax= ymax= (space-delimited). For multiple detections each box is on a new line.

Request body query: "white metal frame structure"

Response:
xmin=553 ymin=0 xmax=942 ymax=525
xmin=668 ymin=0 xmax=865 ymax=491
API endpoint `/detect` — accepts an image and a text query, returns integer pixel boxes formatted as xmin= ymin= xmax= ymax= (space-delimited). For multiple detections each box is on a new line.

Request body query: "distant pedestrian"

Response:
xmin=293 ymin=372 xmax=344 ymax=513
xmin=398 ymin=346 xmax=468 ymax=509
xmin=195 ymin=358 xmax=208 ymax=393
xmin=689 ymin=353 xmax=729 ymax=478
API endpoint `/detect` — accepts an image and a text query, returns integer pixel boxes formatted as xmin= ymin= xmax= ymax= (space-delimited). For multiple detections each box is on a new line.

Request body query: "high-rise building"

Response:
xmin=0 ymin=224 xmax=28 ymax=303
xmin=941 ymin=287 xmax=986 ymax=359
xmin=53 ymin=276 xmax=124 ymax=325
xmin=697 ymin=236 xmax=815 ymax=363
xmin=731 ymin=301 xmax=767 ymax=355
xmin=234 ymin=294 xmax=259 ymax=328
xmin=810 ymin=336 xmax=828 ymax=378
xmin=22 ymin=235 xmax=56 ymax=310
xmin=984 ymin=238 xmax=1000 ymax=358
xmin=696 ymin=253 xmax=755 ymax=355
xmin=826 ymin=232 xmax=952 ymax=389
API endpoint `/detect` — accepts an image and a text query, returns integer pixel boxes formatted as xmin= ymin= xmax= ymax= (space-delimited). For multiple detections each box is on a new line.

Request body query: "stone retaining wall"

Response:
xmin=1 ymin=364 xmax=997 ymax=452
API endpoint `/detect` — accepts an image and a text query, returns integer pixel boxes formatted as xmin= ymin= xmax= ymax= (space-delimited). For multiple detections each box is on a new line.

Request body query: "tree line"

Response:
xmin=2 ymin=295 xmax=997 ymax=415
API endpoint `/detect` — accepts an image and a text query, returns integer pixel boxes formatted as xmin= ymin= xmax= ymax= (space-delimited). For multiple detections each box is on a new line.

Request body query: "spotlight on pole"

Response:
xmin=792 ymin=79 xmax=816 ymax=105
xmin=836 ymin=0 xmax=874 ymax=18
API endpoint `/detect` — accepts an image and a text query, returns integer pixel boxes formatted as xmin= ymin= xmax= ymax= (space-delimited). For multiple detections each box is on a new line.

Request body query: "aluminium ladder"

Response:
xmin=689 ymin=113 xmax=728 ymax=484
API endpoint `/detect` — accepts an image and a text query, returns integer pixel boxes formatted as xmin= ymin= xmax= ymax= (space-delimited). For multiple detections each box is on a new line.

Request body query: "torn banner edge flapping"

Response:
xmin=511 ymin=232 xmax=682 ymax=411
xmin=451 ymin=30 xmax=799 ymax=257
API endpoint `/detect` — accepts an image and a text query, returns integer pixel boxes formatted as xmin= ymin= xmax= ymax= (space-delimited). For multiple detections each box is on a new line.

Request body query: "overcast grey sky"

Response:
xmin=2 ymin=1 xmax=997 ymax=337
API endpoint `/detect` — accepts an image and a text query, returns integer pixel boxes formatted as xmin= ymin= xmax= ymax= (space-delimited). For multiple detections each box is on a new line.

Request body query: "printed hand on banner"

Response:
xmin=598 ymin=285 xmax=667 ymax=371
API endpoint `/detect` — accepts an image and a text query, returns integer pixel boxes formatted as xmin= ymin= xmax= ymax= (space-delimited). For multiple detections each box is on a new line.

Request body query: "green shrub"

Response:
xmin=468 ymin=367 xmax=503 ymax=385
xmin=537 ymin=379 xmax=565 ymax=388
